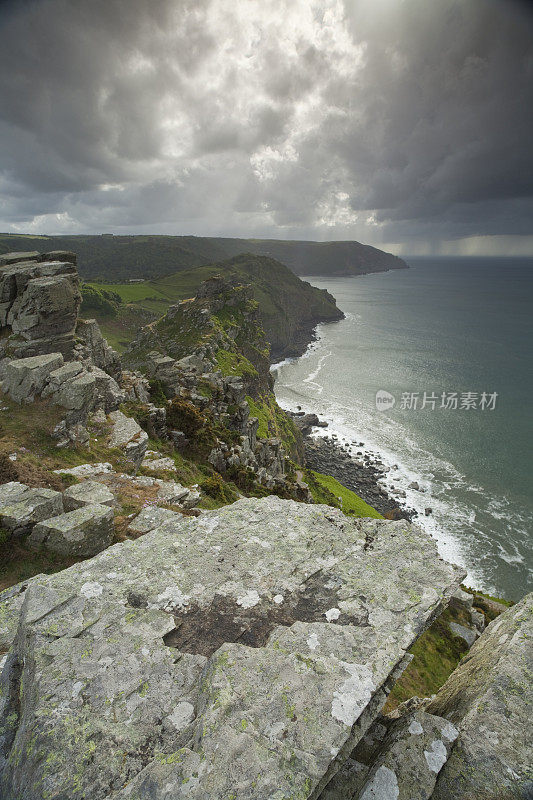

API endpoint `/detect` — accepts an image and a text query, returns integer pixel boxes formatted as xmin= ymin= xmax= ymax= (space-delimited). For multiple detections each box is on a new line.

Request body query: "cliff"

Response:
xmin=218 ymin=237 xmax=408 ymax=278
xmin=83 ymin=253 xmax=344 ymax=361
xmin=154 ymin=253 xmax=346 ymax=360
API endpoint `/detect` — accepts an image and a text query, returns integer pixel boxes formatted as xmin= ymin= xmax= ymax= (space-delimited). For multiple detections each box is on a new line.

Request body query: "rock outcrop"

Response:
xmin=27 ymin=503 xmax=114 ymax=558
xmin=0 ymin=498 xmax=464 ymax=800
xmin=0 ymin=351 xmax=125 ymax=429
xmin=427 ymin=593 xmax=533 ymax=800
xmin=124 ymin=273 xmax=301 ymax=490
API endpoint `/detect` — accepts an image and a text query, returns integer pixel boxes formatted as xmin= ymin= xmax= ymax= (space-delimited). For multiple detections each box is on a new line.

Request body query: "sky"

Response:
xmin=0 ymin=0 xmax=532 ymax=256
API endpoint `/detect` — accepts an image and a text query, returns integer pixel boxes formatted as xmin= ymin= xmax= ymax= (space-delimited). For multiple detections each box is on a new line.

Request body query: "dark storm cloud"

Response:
xmin=0 ymin=0 xmax=532 ymax=251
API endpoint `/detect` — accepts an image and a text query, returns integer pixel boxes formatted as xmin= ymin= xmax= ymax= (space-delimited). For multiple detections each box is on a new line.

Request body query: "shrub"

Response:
xmin=166 ymin=398 xmax=206 ymax=437
xmin=200 ymin=474 xmax=237 ymax=504
xmin=80 ymin=284 xmax=122 ymax=318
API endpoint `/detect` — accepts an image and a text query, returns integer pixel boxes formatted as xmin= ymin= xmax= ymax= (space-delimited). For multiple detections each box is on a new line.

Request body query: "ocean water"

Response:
xmin=273 ymin=257 xmax=533 ymax=601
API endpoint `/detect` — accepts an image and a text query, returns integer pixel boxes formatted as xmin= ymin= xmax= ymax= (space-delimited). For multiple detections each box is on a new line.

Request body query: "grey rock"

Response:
xmin=141 ymin=452 xmax=177 ymax=473
xmin=42 ymin=360 xmax=83 ymax=396
xmin=155 ymin=480 xmax=191 ymax=505
xmin=428 ymin=592 xmax=533 ymax=800
xmin=174 ymin=353 xmax=208 ymax=372
xmin=293 ymin=412 xmax=320 ymax=433
xmin=66 ymin=423 xmax=90 ymax=445
xmin=469 ymin=608 xmax=485 ymax=632
xmin=89 ymin=366 xmax=125 ymax=412
xmin=358 ymin=712 xmax=458 ymax=800
xmin=448 ymin=587 xmax=473 ymax=612
xmin=0 ymin=481 xmax=29 ymax=505
xmin=0 ymin=352 xmax=63 ymax=403
xmin=10 ymin=274 xmax=80 ymax=341
xmin=41 ymin=250 xmax=77 ymax=264
xmin=53 ymin=462 xmax=113 ymax=479
xmin=63 ymin=481 xmax=115 ymax=511
xmin=53 ymin=370 xmax=97 ymax=410
xmin=180 ymin=488 xmax=201 ymax=509
xmin=448 ymin=621 xmax=478 ymax=647
xmin=75 ymin=318 xmax=121 ymax=377
xmin=0 ymin=254 xmax=80 ymax=358
xmin=108 ymin=410 xmax=148 ymax=467
xmin=128 ymin=506 xmax=182 ymax=535
xmin=0 ymin=487 xmax=64 ymax=535
xmin=0 ymin=251 xmax=41 ymax=266
xmin=121 ymin=370 xmax=151 ymax=403
xmin=0 ymin=498 xmax=463 ymax=800
xmin=27 ymin=503 xmax=114 ymax=557
xmin=0 ymin=579 xmax=35 ymax=652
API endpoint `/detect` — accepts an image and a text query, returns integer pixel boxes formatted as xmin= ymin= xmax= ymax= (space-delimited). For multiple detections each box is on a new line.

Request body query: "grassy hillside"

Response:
xmin=0 ymin=232 xmax=406 ymax=281
xmin=83 ymin=254 xmax=344 ymax=358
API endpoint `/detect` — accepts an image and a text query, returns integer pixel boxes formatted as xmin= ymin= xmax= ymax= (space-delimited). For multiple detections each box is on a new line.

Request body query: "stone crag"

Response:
xmin=125 ymin=273 xmax=305 ymax=491
xmin=0 ymin=250 xmax=81 ymax=359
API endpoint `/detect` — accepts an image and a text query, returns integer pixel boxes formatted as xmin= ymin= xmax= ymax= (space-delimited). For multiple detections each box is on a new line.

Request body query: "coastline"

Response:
xmin=291 ymin=416 xmax=417 ymax=521
xmin=271 ymin=322 xmax=484 ymax=593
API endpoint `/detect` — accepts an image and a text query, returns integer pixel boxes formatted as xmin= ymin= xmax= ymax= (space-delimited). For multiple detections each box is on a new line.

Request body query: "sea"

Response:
xmin=272 ymin=257 xmax=533 ymax=601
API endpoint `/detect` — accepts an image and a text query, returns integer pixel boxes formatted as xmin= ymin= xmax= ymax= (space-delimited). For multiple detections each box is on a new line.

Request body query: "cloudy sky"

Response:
xmin=0 ymin=0 xmax=532 ymax=255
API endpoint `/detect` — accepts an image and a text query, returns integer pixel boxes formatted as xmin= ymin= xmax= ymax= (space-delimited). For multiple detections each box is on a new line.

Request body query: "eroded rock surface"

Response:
xmin=0 ymin=497 xmax=463 ymax=800
xmin=427 ymin=592 xmax=533 ymax=800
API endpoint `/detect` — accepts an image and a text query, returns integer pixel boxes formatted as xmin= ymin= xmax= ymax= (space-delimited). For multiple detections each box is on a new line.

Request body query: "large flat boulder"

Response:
xmin=0 ymin=251 xmax=41 ymax=266
xmin=26 ymin=503 xmax=114 ymax=557
xmin=0 ymin=497 xmax=463 ymax=800
xmin=427 ymin=592 xmax=533 ymax=800
xmin=63 ymin=481 xmax=115 ymax=511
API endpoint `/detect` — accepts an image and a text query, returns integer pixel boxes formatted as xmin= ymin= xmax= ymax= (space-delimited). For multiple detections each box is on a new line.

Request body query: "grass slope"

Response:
xmin=305 ymin=469 xmax=383 ymax=519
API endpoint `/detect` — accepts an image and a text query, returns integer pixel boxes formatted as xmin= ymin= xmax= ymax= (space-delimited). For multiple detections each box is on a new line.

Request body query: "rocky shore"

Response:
xmin=290 ymin=412 xmax=416 ymax=520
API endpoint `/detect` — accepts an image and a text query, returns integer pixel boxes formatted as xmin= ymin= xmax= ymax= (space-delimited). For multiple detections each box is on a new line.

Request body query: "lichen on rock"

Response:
xmin=0 ymin=497 xmax=463 ymax=799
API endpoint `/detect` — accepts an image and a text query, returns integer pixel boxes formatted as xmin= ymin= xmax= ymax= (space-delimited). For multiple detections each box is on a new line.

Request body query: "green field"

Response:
xmin=85 ymin=265 xmax=239 ymax=309
xmin=84 ymin=282 xmax=170 ymax=303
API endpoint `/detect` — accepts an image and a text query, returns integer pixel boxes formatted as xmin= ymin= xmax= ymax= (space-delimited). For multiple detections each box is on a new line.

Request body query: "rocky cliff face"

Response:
xmin=0 ymin=250 xmax=81 ymax=359
xmin=125 ymin=274 xmax=305 ymax=489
